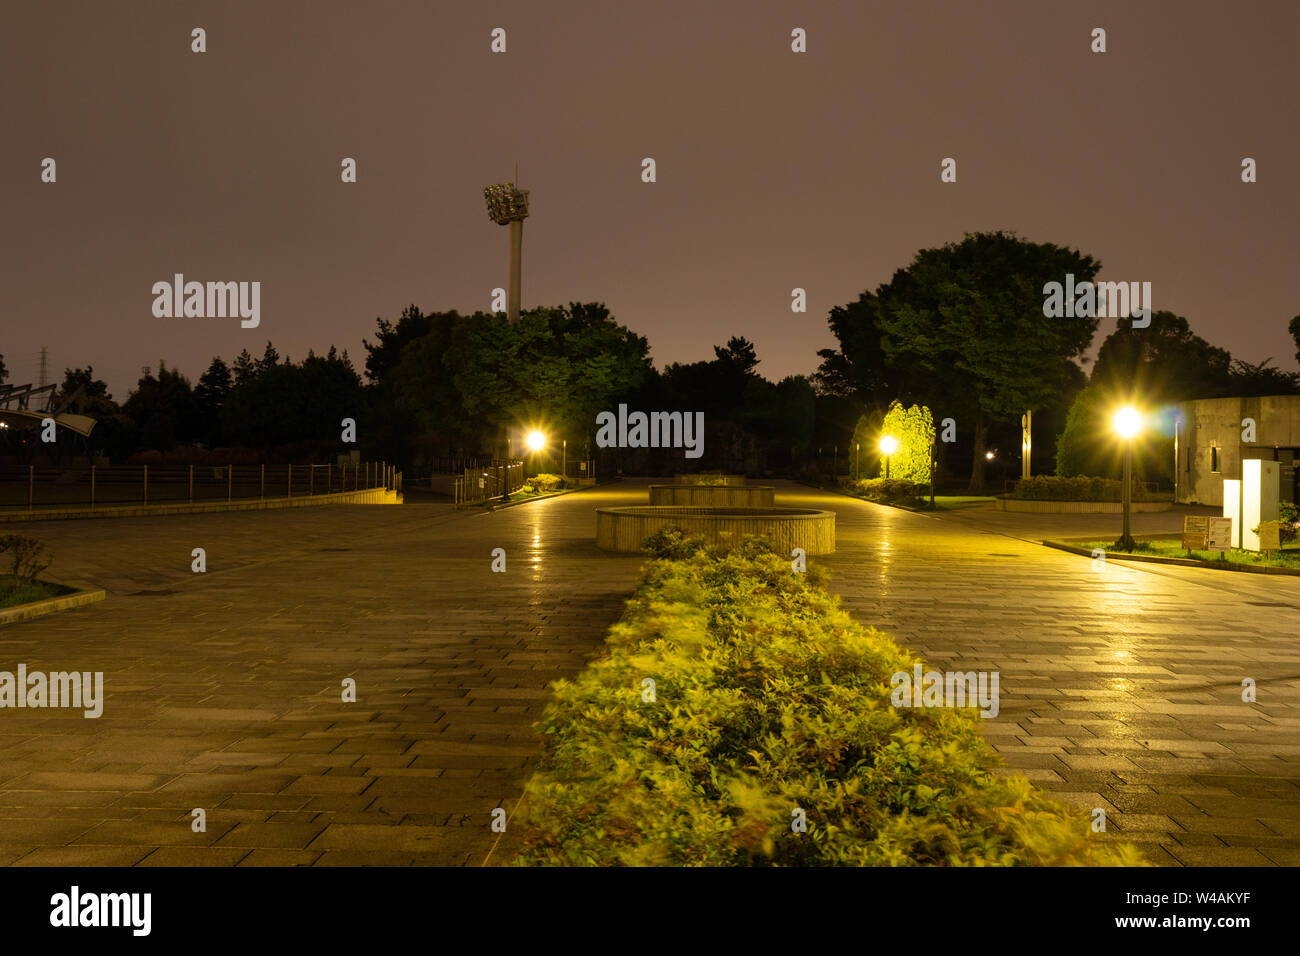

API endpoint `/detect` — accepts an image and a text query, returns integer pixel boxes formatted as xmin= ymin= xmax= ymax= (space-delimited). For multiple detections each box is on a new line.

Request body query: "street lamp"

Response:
xmin=879 ymin=435 xmax=898 ymax=479
xmin=1112 ymin=405 xmax=1143 ymax=550
xmin=525 ymin=430 xmax=547 ymax=453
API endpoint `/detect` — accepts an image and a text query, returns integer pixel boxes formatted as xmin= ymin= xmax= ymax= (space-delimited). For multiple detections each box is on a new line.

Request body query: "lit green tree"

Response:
xmin=876 ymin=400 xmax=935 ymax=481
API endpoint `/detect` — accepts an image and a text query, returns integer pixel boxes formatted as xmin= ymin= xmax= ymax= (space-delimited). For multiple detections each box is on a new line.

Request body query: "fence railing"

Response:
xmin=0 ymin=460 xmax=401 ymax=512
xmin=454 ymin=462 xmax=524 ymax=506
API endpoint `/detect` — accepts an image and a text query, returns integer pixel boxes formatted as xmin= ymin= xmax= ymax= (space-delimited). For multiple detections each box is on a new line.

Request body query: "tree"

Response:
xmin=232 ymin=349 xmax=257 ymax=387
xmin=363 ymin=305 xmax=435 ymax=383
xmin=257 ymin=342 xmax=280 ymax=374
xmin=0 ymin=353 xmax=6 ymax=384
xmin=193 ymin=357 xmax=233 ymax=447
xmin=123 ymin=361 xmax=197 ymax=451
xmin=1228 ymin=357 xmax=1300 ymax=396
xmin=1291 ymin=315 xmax=1300 ymax=369
xmin=56 ymin=366 xmax=116 ymax=414
xmin=873 ymin=232 xmax=1101 ymax=491
xmin=1089 ymin=311 xmax=1233 ymax=401
xmin=875 ymin=401 xmax=934 ymax=481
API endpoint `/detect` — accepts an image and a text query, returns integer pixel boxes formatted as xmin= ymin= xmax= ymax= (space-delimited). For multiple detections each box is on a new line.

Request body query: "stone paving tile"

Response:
xmin=793 ymin=484 xmax=1300 ymax=868
xmin=0 ymin=490 xmax=643 ymax=866
xmin=3 ymin=481 xmax=1296 ymax=867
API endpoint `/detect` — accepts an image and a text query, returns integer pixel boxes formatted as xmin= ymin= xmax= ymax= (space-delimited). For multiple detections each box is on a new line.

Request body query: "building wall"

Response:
xmin=1177 ymin=395 xmax=1300 ymax=505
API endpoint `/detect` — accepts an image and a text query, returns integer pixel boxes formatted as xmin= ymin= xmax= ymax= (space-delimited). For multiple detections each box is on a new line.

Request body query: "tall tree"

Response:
xmin=193 ymin=357 xmax=233 ymax=447
xmin=873 ymin=231 xmax=1100 ymax=491
xmin=123 ymin=361 xmax=197 ymax=451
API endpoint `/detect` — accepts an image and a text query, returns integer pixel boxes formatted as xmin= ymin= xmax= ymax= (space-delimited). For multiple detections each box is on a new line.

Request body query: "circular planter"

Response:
xmin=672 ymin=474 xmax=747 ymax=486
xmin=996 ymin=498 xmax=1172 ymax=513
xmin=648 ymin=484 xmax=775 ymax=507
xmin=596 ymin=506 xmax=835 ymax=554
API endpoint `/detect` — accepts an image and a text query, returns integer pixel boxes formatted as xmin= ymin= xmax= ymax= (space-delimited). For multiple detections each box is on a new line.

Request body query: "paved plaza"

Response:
xmin=0 ymin=481 xmax=1297 ymax=866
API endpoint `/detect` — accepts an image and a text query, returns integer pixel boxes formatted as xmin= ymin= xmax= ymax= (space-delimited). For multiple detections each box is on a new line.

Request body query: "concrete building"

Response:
xmin=1175 ymin=395 xmax=1300 ymax=506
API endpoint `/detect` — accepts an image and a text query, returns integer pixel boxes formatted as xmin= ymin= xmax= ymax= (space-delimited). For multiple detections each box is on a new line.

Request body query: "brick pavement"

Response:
xmin=1 ymin=480 xmax=1296 ymax=867
xmin=0 ymin=486 xmax=647 ymax=866
xmin=792 ymin=484 xmax=1300 ymax=867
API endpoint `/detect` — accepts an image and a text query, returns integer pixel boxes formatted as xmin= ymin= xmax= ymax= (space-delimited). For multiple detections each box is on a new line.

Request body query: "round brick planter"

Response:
xmin=648 ymin=484 xmax=775 ymax=507
xmin=596 ymin=506 xmax=835 ymax=554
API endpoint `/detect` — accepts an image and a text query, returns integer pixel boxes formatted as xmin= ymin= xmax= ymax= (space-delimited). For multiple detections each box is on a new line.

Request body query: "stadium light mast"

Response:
xmin=483 ymin=180 xmax=530 ymax=324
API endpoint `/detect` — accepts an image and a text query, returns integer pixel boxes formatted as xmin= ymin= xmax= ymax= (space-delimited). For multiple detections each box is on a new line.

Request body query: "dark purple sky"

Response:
xmin=4 ymin=0 xmax=1297 ymax=399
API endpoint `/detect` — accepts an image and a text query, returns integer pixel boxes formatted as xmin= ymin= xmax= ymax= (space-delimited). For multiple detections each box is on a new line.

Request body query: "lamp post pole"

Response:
xmin=1120 ymin=440 xmax=1134 ymax=549
xmin=929 ymin=436 xmax=936 ymax=508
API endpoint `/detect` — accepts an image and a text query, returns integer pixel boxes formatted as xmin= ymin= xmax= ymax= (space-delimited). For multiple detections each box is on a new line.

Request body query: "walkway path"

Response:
xmin=792 ymin=484 xmax=1300 ymax=866
xmin=1 ymin=480 xmax=1295 ymax=867
xmin=0 ymin=486 xmax=647 ymax=866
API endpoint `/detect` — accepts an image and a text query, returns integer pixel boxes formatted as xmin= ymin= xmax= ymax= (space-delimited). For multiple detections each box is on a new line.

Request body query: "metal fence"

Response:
xmin=0 ymin=460 xmax=400 ymax=512
xmin=453 ymin=462 xmax=523 ymax=506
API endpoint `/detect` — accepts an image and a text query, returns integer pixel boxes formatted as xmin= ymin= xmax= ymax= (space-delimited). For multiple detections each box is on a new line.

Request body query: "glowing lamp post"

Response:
xmin=1113 ymin=406 xmax=1143 ymax=551
xmin=879 ymin=435 xmax=898 ymax=480
xmin=483 ymin=182 xmax=531 ymax=324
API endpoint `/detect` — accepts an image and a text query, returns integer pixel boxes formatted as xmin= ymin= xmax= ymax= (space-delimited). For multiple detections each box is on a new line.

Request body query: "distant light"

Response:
xmin=1113 ymin=406 xmax=1143 ymax=439
xmin=985 ymin=450 xmax=995 ymax=460
xmin=879 ymin=435 xmax=898 ymax=456
xmin=525 ymin=430 xmax=547 ymax=452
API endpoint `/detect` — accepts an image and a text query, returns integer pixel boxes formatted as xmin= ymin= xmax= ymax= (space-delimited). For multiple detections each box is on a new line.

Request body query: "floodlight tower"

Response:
xmin=483 ymin=181 xmax=531 ymax=324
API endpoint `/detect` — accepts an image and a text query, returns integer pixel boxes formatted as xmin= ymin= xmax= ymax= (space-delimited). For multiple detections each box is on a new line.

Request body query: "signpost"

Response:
xmin=1206 ymin=517 xmax=1233 ymax=552
xmin=1181 ymin=515 xmax=1209 ymax=551
xmin=1258 ymin=520 xmax=1281 ymax=563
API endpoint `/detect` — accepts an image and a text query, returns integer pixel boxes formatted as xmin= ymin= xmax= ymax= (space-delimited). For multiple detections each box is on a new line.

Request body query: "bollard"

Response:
xmin=90 ymin=464 xmax=96 ymax=511
xmin=260 ymin=463 xmax=265 ymax=500
xmin=228 ymin=463 xmax=233 ymax=503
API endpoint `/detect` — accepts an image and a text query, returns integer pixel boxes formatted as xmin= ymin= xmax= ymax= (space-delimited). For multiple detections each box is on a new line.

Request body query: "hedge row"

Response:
xmin=1012 ymin=475 xmax=1157 ymax=501
xmin=512 ymin=532 xmax=1145 ymax=866
xmin=843 ymin=477 xmax=926 ymax=504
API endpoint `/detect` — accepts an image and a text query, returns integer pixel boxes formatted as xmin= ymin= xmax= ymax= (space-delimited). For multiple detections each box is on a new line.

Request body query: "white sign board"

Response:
xmin=1223 ymin=479 xmax=1242 ymax=549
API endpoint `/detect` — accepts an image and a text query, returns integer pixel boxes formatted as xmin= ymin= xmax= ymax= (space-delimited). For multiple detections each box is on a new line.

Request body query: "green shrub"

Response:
xmin=642 ymin=528 xmax=709 ymax=560
xmin=845 ymin=477 xmax=925 ymax=504
xmin=523 ymin=473 xmax=566 ymax=495
xmin=513 ymin=539 xmax=1145 ymax=867
xmin=1279 ymin=502 xmax=1299 ymax=544
xmin=1011 ymin=475 xmax=1155 ymax=501
xmin=0 ymin=533 xmax=51 ymax=585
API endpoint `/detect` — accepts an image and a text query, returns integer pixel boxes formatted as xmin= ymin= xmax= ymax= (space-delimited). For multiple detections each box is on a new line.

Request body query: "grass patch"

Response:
xmin=0 ymin=579 xmax=76 ymax=609
xmin=512 ymin=533 xmax=1145 ymax=867
xmin=1074 ymin=539 xmax=1300 ymax=569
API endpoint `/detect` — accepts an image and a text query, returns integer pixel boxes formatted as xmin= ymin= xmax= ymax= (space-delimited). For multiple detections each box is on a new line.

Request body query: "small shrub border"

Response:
xmin=1010 ymin=476 xmax=1158 ymax=502
xmin=512 ymin=531 xmax=1144 ymax=866
xmin=842 ymin=477 xmax=926 ymax=505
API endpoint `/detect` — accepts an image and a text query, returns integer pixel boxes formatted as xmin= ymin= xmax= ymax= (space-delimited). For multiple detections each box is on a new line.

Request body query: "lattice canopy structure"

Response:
xmin=483 ymin=183 xmax=530 ymax=225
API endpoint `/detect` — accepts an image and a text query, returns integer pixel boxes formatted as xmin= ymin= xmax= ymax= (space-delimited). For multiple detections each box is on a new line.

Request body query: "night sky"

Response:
xmin=4 ymin=0 xmax=1297 ymax=398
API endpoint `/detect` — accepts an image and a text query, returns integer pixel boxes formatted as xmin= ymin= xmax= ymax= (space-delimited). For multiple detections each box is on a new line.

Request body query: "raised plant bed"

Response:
xmin=996 ymin=498 xmax=1171 ymax=513
xmin=672 ymin=474 xmax=747 ymax=486
xmin=648 ymin=484 xmax=775 ymax=507
xmin=596 ymin=506 xmax=835 ymax=554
